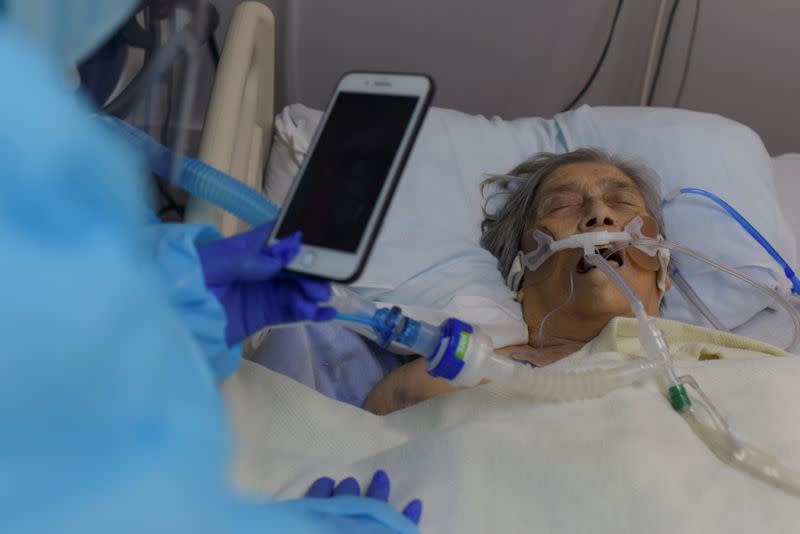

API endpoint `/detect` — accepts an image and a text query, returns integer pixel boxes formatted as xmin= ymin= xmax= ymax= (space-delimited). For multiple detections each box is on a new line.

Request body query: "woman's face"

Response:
xmin=520 ymin=162 xmax=664 ymax=343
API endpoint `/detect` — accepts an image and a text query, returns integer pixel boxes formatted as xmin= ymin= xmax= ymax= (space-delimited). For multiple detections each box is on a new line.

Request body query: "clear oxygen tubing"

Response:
xmin=664 ymin=187 xmax=800 ymax=295
xmin=102 ymin=116 xmax=279 ymax=226
xmin=585 ymin=251 xmax=800 ymax=498
xmin=327 ymin=283 xmax=666 ymax=401
xmin=329 ymin=284 xmax=443 ymax=356
xmin=670 ymin=267 xmax=728 ymax=332
xmin=604 ymin=237 xmax=800 ymax=354
xmin=535 ymin=270 xmax=575 ymax=350
xmin=678 ymin=375 xmax=800 ymax=498
xmin=584 ymin=253 xmax=687 ymax=407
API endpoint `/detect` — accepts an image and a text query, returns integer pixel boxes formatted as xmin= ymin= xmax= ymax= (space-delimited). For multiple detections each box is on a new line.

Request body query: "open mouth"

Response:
xmin=575 ymin=247 xmax=624 ymax=274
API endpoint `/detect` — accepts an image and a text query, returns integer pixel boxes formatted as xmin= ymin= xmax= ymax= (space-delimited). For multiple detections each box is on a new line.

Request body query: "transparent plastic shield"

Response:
xmin=5 ymin=0 xmax=139 ymax=66
xmin=103 ymin=0 xmax=212 ymax=186
xmin=519 ymin=216 xmax=653 ymax=277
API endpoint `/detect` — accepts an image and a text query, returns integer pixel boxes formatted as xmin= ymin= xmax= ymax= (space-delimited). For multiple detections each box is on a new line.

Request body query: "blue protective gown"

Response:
xmin=0 ymin=21 xmax=416 ymax=534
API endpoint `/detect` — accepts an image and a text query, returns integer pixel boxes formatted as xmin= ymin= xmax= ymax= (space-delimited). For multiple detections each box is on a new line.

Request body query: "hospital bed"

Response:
xmin=188 ymin=3 xmax=800 ymax=532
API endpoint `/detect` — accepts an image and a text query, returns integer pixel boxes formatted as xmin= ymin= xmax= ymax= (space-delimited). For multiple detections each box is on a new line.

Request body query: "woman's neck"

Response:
xmin=495 ymin=341 xmax=584 ymax=367
xmin=515 ymin=300 xmax=619 ymax=366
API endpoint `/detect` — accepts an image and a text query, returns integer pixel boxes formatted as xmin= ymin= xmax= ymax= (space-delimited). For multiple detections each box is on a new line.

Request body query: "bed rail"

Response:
xmin=185 ymin=1 xmax=275 ymax=236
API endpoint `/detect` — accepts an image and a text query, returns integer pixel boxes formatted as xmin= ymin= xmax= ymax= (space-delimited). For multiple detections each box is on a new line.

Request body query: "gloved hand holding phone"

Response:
xmin=197 ymin=222 xmax=336 ymax=345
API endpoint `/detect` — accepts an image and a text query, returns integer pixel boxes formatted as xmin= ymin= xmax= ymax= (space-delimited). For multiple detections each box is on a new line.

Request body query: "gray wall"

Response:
xmin=211 ymin=0 xmax=800 ymax=155
xmin=649 ymin=0 xmax=800 ymax=155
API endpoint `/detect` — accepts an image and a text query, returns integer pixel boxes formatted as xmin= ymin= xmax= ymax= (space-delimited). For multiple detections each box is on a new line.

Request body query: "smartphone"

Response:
xmin=268 ymin=72 xmax=435 ymax=282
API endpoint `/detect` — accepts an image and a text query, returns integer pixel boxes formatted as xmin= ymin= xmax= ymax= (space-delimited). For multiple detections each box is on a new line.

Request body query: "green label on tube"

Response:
xmin=455 ymin=332 xmax=471 ymax=360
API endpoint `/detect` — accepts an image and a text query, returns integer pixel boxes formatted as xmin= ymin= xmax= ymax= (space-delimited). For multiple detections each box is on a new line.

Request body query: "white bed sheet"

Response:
xmin=223 ymin=352 xmax=800 ymax=534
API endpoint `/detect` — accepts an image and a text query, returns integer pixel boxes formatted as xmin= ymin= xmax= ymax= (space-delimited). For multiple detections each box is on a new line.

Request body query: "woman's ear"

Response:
xmin=506 ymin=253 xmax=524 ymax=292
xmin=516 ymin=288 xmax=524 ymax=303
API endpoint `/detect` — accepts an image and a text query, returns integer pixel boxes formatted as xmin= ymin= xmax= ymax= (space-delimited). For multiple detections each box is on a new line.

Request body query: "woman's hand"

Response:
xmin=362 ymin=358 xmax=463 ymax=415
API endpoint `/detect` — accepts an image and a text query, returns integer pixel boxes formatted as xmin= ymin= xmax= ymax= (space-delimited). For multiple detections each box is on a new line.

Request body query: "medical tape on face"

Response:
xmin=619 ymin=215 xmax=670 ymax=283
xmin=624 ymin=214 xmax=671 ymax=299
xmin=519 ymin=216 xmax=646 ymax=273
xmin=512 ymin=215 xmax=671 ymax=299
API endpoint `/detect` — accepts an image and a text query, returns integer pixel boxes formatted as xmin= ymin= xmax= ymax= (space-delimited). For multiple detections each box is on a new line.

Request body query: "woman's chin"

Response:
xmin=569 ymin=284 xmax=635 ymax=319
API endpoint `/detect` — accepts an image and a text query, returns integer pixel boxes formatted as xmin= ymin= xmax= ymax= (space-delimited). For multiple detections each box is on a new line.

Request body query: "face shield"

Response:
xmin=4 ymin=0 xmax=215 ymax=193
xmin=3 ymin=0 xmax=140 ymax=67
xmin=101 ymin=1 xmax=214 ymax=187
xmin=73 ymin=0 xmax=215 ymax=210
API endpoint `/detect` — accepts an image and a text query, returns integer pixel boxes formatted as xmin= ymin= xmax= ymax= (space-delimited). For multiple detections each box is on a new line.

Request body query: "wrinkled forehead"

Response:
xmin=528 ymin=162 xmax=644 ymax=218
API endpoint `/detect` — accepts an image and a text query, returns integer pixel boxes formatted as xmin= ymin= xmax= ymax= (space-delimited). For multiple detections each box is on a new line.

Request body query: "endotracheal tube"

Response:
xmin=594 ymin=239 xmax=800 ymax=497
xmin=583 ymin=252 xmax=689 ymax=410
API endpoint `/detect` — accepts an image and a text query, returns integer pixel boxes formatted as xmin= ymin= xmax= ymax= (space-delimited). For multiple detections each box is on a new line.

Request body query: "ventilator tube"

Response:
xmin=670 ymin=268 xmax=728 ymax=331
xmin=604 ymin=237 xmax=800 ymax=353
xmin=679 ymin=375 xmax=800 ymax=498
xmin=665 ymin=187 xmax=800 ymax=295
xmin=329 ymin=283 xmax=663 ymax=398
xmin=587 ymin=241 xmax=800 ymax=497
xmin=103 ymin=116 xmax=279 ymax=226
xmin=584 ymin=252 xmax=688 ymax=410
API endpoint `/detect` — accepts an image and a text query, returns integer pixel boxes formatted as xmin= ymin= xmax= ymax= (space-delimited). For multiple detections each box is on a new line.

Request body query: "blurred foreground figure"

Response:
xmin=0 ymin=1 xmax=420 ymax=532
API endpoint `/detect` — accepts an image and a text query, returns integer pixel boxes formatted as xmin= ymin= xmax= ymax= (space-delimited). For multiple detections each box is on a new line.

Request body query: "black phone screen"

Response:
xmin=275 ymin=91 xmax=419 ymax=252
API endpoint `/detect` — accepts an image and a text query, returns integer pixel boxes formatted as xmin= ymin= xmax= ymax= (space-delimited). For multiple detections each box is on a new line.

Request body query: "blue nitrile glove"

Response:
xmin=197 ymin=223 xmax=336 ymax=345
xmin=305 ymin=470 xmax=423 ymax=525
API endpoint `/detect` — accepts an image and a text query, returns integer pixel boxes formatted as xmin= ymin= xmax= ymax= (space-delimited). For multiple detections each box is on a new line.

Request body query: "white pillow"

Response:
xmin=555 ymin=106 xmax=796 ymax=327
xmin=771 ymin=154 xmax=800 ymax=258
xmin=264 ymin=104 xmax=795 ymax=340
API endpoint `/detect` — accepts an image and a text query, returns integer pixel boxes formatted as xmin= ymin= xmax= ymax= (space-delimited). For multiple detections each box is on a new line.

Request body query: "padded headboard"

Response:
xmin=185 ymin=1 xmax=275 ymax=236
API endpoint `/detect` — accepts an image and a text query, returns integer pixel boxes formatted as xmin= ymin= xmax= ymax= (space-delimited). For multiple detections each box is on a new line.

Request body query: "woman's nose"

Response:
xmin=579 ymin=202 xmax=616 ymax=231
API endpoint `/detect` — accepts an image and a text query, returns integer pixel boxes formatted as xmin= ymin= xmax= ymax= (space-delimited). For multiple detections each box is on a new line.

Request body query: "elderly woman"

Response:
xmin=363 ymin=148 xmax=671 ymax=414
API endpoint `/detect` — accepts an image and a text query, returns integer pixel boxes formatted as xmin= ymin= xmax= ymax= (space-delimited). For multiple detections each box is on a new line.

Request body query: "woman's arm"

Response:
xmin=362 ymin=358 xmax=463 ymax=415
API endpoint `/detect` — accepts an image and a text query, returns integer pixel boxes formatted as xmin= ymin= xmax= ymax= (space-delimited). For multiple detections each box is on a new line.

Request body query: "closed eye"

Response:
xmin=543 ymin=195 xmax=582 ymax=214
xmin=548 ymin=204 xmax=579 ymax=214
xmin=606 ymin=193 xmax=642 ymax=208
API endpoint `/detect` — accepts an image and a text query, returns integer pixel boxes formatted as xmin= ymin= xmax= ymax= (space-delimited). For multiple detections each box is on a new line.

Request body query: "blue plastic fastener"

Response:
xmin=396 ymin=317 xmax=421 ymax=348
xmin=371 ymin=306 xmax=405 ymax=347
xmin=428 ymin=318 xmax=474 ymax=380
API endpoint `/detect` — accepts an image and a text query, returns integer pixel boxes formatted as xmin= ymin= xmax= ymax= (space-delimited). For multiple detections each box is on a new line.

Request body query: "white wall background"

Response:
xmin=209 ymin=0 xmax=800 ymax=154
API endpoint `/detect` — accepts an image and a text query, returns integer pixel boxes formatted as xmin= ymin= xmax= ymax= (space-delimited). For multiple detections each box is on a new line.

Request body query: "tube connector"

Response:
xmin=372 ymin=306 xmax=408 ymax=348
xmin=426 ymin=319 xmax=473 ymax=381
xmin=668 ymin=384 xmax=692 ymax=412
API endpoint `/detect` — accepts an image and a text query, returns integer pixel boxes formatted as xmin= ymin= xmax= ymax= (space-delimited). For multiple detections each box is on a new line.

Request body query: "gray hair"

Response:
xmin=480 ymin=148 xmax=666 ymax=279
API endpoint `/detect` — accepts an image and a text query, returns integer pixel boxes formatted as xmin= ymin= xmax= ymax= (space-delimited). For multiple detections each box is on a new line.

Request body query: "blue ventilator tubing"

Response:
xmin=328 ymin=284 xmax=510 ymax=385
xmin=665 ymin=187 xmax=800 ymax=294
xmin=331 ymin=287 xmax=440 ymax=354
xmin=103 ymin=116 xmax=279 ymax=227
